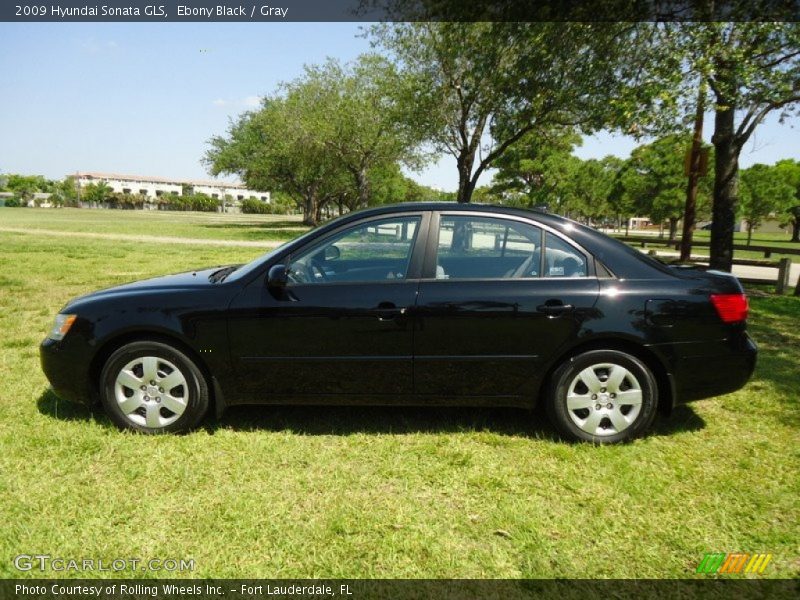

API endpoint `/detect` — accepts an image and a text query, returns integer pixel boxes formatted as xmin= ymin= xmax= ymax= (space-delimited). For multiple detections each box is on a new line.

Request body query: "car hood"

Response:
xmin=64 ymin=266 xmax=234 ymax=308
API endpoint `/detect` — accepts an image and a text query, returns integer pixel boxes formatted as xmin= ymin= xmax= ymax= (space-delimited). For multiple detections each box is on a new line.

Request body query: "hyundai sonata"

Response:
xmin=40 ymin=203 xmax=757 ymax=442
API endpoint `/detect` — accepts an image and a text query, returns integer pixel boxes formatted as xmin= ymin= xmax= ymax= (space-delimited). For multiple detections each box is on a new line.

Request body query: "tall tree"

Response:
xmin=206 ymin=55 xmax=427 ymax=224
xmin=371 ymin=22 xmax=667 ymax=203
xmin=287 ymin=55 xmax=430 ymax=211
xmin=206 ymin=94 xmax=348 ymax=225
xmin=679 ymin=23 xmax=800 ymax=269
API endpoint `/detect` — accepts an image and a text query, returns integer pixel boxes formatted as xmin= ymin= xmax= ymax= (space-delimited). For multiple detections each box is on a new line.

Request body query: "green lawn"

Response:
xmin=0 ymin=209 xmax=798 ymax=579
xmin=0 ymin=207 xmax=309 ymax=242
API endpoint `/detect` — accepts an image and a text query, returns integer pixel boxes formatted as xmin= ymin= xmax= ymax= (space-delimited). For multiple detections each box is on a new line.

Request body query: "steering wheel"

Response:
xmin=306 ymin=258 xmax=328 ymax=282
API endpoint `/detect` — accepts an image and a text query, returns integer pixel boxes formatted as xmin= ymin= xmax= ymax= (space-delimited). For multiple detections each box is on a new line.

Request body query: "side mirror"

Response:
xmin=324 ymin=245 xmax=341 ymax=261
xmin=267 ymin=263 xmax=289 ymax=288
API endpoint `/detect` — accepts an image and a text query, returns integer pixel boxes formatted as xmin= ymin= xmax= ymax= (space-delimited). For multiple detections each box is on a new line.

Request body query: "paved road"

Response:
xmin=635 ymin=247 xmax=799 ymax=288
xmin=733 ymin=263 xmax=799 ymax=288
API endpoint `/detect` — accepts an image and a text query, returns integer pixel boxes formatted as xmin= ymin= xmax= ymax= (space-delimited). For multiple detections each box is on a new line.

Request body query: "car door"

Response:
xmin=227 ymin=212 xmax=427 ymax=401
xmin=413 ymin=212 xmax=600 ymax=400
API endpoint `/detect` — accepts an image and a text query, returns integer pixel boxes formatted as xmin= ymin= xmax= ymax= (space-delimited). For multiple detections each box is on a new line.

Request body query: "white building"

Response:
xmin=74 ymin=172 xmax=270 ymax=203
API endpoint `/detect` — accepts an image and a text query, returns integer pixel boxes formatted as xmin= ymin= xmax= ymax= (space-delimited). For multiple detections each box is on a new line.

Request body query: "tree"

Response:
xmin=774 ymin=159 xmax=800 ymax=242
xmin=3 ymin=174 xmax=52 ymax=200
xmin=568 ymin=156 xmax=624 ymax=225
xmin=293 ymin=56 xmax=430 ymax=211
xmin=677 ymin=23 xmax=800 ymax=270
xmin=206 ymin=94 xmax=345 ymax=225
xmin=371 ymin=22 xmax=667 ymax=203
xmin=740 ymin=163 xmax=796 ymax=245
xmin=490 ymin=129 xmax=582 ymax=209
xmin=206 ymin=55 xmax=426 ymax=225
xmin=615 ymin=134 xmax=712 ymax=241
xmin=79 ymin=181 xmax=112 ymax=205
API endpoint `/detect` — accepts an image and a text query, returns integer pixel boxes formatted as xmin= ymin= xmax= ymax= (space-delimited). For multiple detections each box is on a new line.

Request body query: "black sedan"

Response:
xmin=40 ymin=203 xmax=757 ymax=443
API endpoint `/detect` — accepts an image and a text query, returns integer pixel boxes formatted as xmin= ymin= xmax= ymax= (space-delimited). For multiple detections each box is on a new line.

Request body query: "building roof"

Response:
xmin=74 ymin=171 xmax=252 ymax=189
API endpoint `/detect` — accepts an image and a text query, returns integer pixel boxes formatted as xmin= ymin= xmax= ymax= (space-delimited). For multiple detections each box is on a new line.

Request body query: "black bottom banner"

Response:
xmin=2 ymin=579 xmax=798 ymax=600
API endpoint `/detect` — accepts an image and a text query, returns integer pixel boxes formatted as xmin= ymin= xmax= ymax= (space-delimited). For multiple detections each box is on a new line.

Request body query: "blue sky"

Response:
xmin=1 ymin=22 xmax=798 ymax=192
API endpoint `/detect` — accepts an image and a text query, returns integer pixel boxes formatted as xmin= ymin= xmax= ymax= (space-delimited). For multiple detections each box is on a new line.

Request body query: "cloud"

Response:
xmin=76 ymin=38 xmax=118 ymax=53
xmin=211 ymin=96 xmax=262 ymax=109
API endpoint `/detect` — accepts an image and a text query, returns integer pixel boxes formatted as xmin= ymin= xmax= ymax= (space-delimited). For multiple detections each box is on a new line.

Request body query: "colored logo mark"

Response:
xmin=696 ymin=553 xmax=772 ymax=574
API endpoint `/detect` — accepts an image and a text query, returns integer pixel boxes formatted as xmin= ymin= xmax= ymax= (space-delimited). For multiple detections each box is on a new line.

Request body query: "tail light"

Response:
xmin=710 ymin=293 xmax=749 ymax=323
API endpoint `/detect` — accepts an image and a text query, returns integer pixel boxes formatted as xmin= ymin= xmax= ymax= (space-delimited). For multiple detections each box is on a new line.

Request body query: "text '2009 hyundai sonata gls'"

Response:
xmin=40 ymin=203 xmax=757 ymax=443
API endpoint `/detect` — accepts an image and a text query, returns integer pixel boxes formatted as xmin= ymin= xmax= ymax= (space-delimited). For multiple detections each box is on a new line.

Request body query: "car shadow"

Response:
xmin=37 ymin=389 xmax=106 ymax=424
xmin=37 ymin=389 xmax=706 ymax=441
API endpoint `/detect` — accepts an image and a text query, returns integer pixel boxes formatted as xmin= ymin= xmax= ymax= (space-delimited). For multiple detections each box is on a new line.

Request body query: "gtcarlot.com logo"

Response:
xmin=696 ymin=552 xmax=772 ymax=574
xmin=13 ymin=554 xmax=195 ymax=573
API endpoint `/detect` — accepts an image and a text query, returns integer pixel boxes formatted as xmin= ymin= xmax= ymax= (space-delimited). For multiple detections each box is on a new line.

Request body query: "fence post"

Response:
xmin=776 ymin=258 xmax=791 ymax=295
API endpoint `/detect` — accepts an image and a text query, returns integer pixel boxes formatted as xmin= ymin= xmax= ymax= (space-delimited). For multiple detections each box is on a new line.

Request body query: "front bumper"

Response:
xmin=40 ymin=337 xmax=94 ymax=405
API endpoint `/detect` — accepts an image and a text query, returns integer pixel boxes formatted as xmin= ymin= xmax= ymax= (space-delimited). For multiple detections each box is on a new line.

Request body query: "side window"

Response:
xmin=288 ymin=216 xmax=420 ymax=284
xmin=543 ymin=231 xmax=588 ymax=278
xmin=435 ymin=216 xmax=543 ymax=280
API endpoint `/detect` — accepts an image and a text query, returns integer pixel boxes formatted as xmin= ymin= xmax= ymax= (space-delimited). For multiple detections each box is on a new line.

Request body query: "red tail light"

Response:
xmin=710 ymin=293 xmax=749 ymax=323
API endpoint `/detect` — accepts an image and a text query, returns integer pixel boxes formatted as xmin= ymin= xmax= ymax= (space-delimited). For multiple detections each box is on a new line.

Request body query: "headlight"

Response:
xmin=48 ymin=314 xmax=77 ymax=341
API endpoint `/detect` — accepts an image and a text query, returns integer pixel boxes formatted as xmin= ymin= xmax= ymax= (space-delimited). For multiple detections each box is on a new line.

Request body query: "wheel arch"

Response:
xmin=89 ymin=330 xmax=218 ymax=413
xmin=536 ymin=336 xmax=675 ymax=416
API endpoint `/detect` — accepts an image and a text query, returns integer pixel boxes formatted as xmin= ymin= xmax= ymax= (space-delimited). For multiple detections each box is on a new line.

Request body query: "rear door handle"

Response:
xmin=537 ymin=301 xmax=574 ymax=316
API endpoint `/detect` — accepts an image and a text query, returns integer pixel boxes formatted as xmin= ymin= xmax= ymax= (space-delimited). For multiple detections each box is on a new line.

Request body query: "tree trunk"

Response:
xmin=747 ymin=224 xmax=753 ymax=246
xmin=456 ymin=151 xmax=477 ymax=203
xmin=680 ymin=84 xmax=705 ymax=261
xmin=668 ymin=217 xmax=679 ymax=242
xmin=302 ymin=193 xmax=318 ymax=226
xmin=314 ymin=200 xmax=323 ymax=225
xmin=709 ymin=104 xmax=740 ymax=272
xmin=355 ymin=167 xmax=370 ymax=210
xmin=790 ymin=210 xmax=800 ymax=242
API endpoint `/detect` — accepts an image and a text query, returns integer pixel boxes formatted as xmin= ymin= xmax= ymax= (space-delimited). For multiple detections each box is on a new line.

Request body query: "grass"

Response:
xmin=0 ymin=207 xmax=309 ymax=242
xmin=0 ymin=208 xmax=798 ymax=580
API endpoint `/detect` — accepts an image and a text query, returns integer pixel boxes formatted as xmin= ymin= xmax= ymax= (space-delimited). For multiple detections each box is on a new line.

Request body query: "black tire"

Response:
xmin=99 ymin=340 xmax=209 ymax=434
xmin=546 ymin=349 xmax=658 ymax=444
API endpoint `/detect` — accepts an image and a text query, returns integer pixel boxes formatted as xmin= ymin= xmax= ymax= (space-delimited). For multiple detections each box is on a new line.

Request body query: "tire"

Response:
xmin=546 ymin=349 xmax=658 ymax=444
xmin=100 ymin=340 xmax=209 ymax=434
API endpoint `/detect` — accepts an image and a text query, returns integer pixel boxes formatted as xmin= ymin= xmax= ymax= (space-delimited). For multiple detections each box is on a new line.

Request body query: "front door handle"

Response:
xmin=537 ymin=300 xmax=574 ymax=316
xmin=375 ymin=302 xmax=407 ymax=321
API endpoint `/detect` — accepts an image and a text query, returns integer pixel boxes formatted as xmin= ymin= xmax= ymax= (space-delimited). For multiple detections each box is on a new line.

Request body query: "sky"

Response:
xmin=1 ymin=22 xmax=798 ymax=192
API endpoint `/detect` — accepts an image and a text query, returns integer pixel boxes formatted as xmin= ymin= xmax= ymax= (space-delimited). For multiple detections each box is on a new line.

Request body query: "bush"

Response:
xmin=241 ymin=198 xmax=273 ymax=214
xmin=161 ymin=193 xmax=219 ymax=212
xmin=3 ymin=196 xmax=23 ymax=207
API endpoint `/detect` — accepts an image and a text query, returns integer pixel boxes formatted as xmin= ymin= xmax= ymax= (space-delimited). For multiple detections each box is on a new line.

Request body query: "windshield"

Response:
xmin=220 ymin=241 xmax=291 ymax=283
xmin=219 ymin=216 xmax=343 ymax=283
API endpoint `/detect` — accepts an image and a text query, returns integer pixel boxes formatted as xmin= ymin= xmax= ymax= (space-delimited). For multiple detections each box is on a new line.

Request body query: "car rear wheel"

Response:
xmin=100 ymin=341 xmax=209 ymax=434
xmin=547 ymin=349 xmax=658 ymax=443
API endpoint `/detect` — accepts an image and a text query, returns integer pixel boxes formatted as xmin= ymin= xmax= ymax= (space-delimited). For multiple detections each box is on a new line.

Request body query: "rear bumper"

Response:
xmin=670 ymin=332 xmax=757 ymax=404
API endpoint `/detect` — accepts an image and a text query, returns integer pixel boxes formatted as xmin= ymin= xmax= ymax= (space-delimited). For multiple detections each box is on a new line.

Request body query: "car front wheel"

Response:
xmin=100 ymin=340 xmax=209 ymax=434
xmin=547 ymin=349 xmax=658 ymax=443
